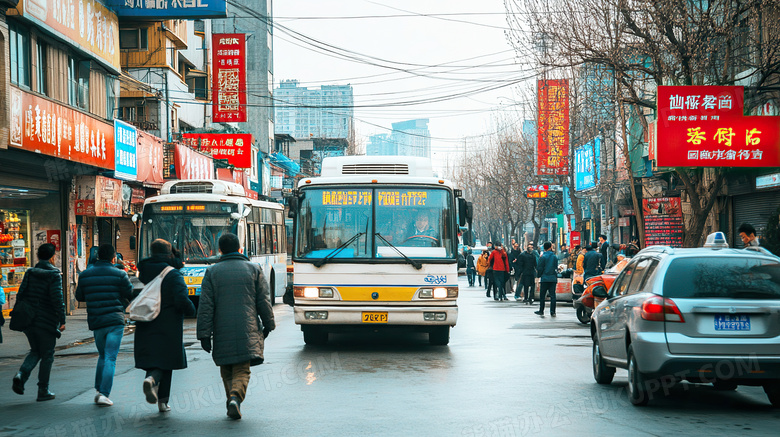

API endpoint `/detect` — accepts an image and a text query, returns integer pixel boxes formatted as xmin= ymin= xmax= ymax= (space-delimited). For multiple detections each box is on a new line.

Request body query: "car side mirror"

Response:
xmin=591 ymin=285 xmax=608 ymax=299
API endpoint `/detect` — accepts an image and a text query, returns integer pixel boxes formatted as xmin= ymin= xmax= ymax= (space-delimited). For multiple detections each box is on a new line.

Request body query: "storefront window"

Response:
xmin=1 ymin=209 xmax=32 ymax=317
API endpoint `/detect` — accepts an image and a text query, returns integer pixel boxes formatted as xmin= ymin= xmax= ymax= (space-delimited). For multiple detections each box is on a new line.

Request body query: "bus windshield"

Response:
xmin=140 ymin=202 xmax=239 ymax=263
xmin=296 ymin=187 xmax=454 ymax=260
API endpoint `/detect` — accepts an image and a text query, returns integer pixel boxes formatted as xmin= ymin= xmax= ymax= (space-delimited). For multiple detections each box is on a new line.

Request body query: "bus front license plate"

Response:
xmin=362 ymin=312 xmax=388 ymax=323
xmin=188 ymin=287 xmax=197 ymax=296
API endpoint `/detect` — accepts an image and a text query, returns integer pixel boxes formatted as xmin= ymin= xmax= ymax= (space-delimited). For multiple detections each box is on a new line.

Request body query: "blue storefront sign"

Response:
xmin=107 ymin=0 xmax=228 ymax=19
xmin=563 ymin=186 xmax=574 ymax=215
xmin=574 ymin=137 xmax=601 ymax=191
xmin=114 ymin=120 xmax=137 ymax=181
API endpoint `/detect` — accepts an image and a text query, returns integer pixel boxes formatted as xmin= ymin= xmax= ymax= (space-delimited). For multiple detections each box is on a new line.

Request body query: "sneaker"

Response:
xmin=534 ymin=311 xmax=544 ymax=315
xmin=158 ymin=402 xmax=171 ymax=413
xmin=551 ymin=313 xmax=557 ymax=317
xmin=94 ymin=391 xmax=101 ymax=404
xmin=96 ymin=395 xmax=113 ymax=407
xmin=227 ymin=396 xmax=242 ymax=420
xmin=12 ymin=373 xmax=24 ymax=395
xmin=143 ymin=376 xmax=158 ymax=404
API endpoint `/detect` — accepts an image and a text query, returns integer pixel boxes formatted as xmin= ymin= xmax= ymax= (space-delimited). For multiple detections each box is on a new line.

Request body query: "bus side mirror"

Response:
xmin=466 ymin=201 xmax=473 ymax=221
xmin=458 ymin=198 xmax=467 ymax=227
xmin=287 ymin=197 xmax=298 ymax=218
xmin=129 ymin=235 xmax=136 ymax=251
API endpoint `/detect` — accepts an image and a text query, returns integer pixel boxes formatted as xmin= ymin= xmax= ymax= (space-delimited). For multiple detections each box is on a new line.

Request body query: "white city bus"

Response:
xmin=289 ymin=156 xmax=472 ymax=345
xmin=138 ymin=180 xmax=287 ymax=305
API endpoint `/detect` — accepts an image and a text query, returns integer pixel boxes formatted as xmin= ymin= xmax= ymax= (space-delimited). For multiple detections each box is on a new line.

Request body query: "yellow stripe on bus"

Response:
xmin=337 ymin=287 xmax=418 ymax=302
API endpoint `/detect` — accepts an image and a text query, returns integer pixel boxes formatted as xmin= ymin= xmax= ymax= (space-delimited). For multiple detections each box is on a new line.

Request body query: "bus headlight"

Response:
xmin=433 ymin=287 xmax=448 ymax=299
xmin=416 ymin=287 xmax=458 ymax=299
xmin=419 ymin=288 xmax=433 ymax=298
xmin=294 ymin=286 xmax=336 ymax=299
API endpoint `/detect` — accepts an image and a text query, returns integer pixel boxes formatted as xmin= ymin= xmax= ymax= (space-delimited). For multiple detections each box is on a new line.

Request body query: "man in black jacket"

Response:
xmin=516 ymin=243 xmax=537 ymax=303
xmin=583 ymin=243 xmax=603 ymax=280
xmin=76 ymin=244 xmax=133 ymax=407
xmin=12 ymin=243 xmax=66 ymax=401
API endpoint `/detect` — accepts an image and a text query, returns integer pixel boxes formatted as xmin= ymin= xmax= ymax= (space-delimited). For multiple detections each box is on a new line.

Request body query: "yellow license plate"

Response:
xmin=362 ymin=312 xmax=388 ymax=323
xmin=188 ymin=287 xmax=197 ymax=296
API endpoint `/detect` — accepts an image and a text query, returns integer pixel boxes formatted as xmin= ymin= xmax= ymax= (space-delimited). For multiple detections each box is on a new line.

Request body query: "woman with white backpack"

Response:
xmin=133 ymin=239 xmax=195 ymax=413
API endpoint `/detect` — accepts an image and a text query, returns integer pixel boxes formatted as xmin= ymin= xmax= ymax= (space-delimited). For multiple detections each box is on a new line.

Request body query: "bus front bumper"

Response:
xmin=294 ymin=305 xmax=457 ymax=326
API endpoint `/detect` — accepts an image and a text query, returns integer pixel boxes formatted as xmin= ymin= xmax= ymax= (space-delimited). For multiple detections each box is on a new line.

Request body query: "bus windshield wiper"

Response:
xmin=314 ymin=231 xmax=365 ymax=267
xmin=375 ymin=233 xmax=422 ymax=270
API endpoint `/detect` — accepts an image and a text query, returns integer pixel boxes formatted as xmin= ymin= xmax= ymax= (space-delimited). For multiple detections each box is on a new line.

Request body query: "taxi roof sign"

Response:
xmin=703 ymin=232 xmax=729 ymax=249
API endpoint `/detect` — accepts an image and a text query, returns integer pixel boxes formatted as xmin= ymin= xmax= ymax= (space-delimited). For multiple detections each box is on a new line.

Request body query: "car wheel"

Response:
xmin=712 ymin=380 xmax=738 ymax=391
xmin=592 ymin=341 xmax=615 ymax=384
xmin=302 ymin=326 xmax=328 ymax=345
xmin=764 ymin=381 xmax=780 ymax=408
xmin=577 ymin=306 xmax=591 ymax=324
xmin=627 ymin=345 xmax=650 ymax=406
xmin=429 ymin=326 xmax=450 ymax=345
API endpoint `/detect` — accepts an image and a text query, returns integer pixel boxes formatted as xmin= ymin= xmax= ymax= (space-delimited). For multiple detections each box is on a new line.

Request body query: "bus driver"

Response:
xmin=405 ymin=211 xmax=439 ymax=244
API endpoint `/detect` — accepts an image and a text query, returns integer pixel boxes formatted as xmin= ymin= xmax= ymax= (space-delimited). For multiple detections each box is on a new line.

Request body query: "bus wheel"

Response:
xmin=302 ymin=326 xmax=328 ymax=345
xmin=429 ymin=326 xmax=450 ymax=345
xmin=270 ymin=272 xmax=276 ymax=306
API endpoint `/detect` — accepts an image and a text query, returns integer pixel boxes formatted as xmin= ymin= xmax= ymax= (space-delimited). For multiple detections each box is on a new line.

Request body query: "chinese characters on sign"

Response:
xmin=10 ymin=88 xmax=115 ymax=170
xmin=136 ymin=131 xmax=164 ymax=184
xmin=113 ymin=120 xmax=137 ymax=181
xmin=321 ymin=191 xmax=373 ymax=206
xmin=17 ymin=0 xmax=120 ymax=71
xmin=537 ymin=79 xmax=570 ymax=175
xmin=75 ymin=175 xmax=123 ymax=217
xmin=174 ymin=143 xmax=214 ymax=180
xmin=574 ymin=138 xmax=601 ymax=191
xmin=377 ymin=191 xmax=428 ymax=207
xmin=643 ymin=197 xmax=683 ymax=248
xmin=181 ymin=133 xmax=252 ymax=168
xmin=656 ymin=86 xmax=780 ymax=167
xmin=212 ymin=34 xmax=247 ymax=122
xmin=526 ymin=184 xmax=549 ymax=199
xmin=108 ymin=0 xmax=228 ymax=19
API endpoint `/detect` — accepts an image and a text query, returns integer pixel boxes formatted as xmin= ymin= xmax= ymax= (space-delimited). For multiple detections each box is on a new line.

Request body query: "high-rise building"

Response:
xmin=274 ymin=80 xmax=354 ymax=140
xmin=366 ymin=119 xmax=431 ymax=158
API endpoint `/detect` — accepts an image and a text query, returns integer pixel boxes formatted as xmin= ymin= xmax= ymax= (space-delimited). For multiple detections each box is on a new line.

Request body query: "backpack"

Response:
xmin=127 ymin=266 xmax=173 ymax=322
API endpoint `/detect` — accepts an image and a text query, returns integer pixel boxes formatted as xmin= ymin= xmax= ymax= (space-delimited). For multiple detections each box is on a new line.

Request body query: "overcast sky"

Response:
xmin=273 ymin=0 xmax=535 ymax=167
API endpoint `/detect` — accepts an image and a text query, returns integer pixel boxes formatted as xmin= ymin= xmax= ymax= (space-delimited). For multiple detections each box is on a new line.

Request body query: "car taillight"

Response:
xmin=641 ymin=296 xmax=685 ymax=323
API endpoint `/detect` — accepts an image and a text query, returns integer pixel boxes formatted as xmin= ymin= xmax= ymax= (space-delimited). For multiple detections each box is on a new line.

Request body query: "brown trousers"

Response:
xmin=220 ymin=362 xmax=251 ymax=402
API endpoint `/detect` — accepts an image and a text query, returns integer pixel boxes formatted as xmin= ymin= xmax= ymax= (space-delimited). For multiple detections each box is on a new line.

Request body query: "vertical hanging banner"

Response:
xmin=537 ymin=79 xmax=570 ymax=175
xmin=113 ymin=120 xmax=138 ymax=181
xmin=212 ymin=34 xmax=247 ymax=123
xmin=174 ymin=144 xmax=214 ymax=180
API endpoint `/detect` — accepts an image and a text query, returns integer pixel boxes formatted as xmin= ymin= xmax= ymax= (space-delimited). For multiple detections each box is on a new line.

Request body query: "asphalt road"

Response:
xmin=1 ymin=276 xmax=779 ymax=436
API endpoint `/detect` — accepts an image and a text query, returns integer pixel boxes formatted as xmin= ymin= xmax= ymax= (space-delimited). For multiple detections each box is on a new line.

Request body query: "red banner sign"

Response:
xmin=136 ymin=131 xmax=164 ymax=184
xmin=182 ymin=133 xmax=252 ymax=168
xmin=9 ymin=88 xmax=115 ymax=169
xmin=174 ymin=144 xmax=214 ymax=180
xmin=212 ymin=34 xmax=247 ymax=122
xmin=656 ymin=86 xmax=780 ymax=167
xmin=537 ymin=79 xmax=570 ymax=175
xmin=569 ymin=231 xmax=581 ymax=247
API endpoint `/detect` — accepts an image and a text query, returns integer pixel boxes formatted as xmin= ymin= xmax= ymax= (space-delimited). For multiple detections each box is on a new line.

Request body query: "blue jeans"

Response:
xmin=93 ymin=324 xmax=124 ymax=396
xmin=538 ymin=282 xmax=557 ymax=315
xmin=466 ymin=267 xmax=476 ymax=286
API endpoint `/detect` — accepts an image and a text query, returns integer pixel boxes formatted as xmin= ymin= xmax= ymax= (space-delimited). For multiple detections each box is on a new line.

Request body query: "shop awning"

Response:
xmin=269 ymin=153 xmax=300 ymax=177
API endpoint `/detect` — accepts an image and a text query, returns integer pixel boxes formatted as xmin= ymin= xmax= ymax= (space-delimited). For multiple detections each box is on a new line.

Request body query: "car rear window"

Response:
xmin=663 ymin=257 xmax=780 ymax=299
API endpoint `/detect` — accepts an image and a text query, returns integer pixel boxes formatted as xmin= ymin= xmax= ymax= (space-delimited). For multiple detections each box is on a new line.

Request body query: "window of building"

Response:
xmin=10 ymin=24 xmax=31 ymax=88
xmin=119 ymin=28 xmax=148 ymax=51
xmin=106 ymin=76 xmax=117 ymax=120
xmin=36 ymin=41 xmax=47 ymax=96
xmin=68 ymin=56 xmax=90 ymax=111
xmin=186 ymin=76 xmax=207 ymax=99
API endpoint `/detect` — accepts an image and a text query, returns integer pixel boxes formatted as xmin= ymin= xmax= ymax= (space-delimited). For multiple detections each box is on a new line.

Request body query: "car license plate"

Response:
xmin=188 ymin=287 xmax=198 ymax=296
xmin=714 ymin=314 xmax=750 ymax=331
xmin=362 ymin=312 xmax=388 ymax=323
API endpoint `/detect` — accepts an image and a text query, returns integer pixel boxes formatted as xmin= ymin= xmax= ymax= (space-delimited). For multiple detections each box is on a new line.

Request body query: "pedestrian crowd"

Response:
xmin=8 ymin=233 xmax=273 ymax=421
xmin=462 ymin=234 xmax=622 ymax=318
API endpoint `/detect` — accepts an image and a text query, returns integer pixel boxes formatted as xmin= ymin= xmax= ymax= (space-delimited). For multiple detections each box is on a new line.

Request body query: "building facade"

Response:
xmin=274 ymin=80 xmax=354 ymax=140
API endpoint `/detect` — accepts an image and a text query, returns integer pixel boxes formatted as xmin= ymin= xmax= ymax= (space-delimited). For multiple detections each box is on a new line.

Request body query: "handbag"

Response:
xmin=9 ymin=299 xmax=37 ymax=332
xmin=127 ymin=266 xmax=173 ymax=322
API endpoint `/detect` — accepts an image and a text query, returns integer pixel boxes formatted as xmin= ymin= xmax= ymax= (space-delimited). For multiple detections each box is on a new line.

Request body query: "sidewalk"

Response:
xmin=0 ymin=309 xmax=127 ymax=360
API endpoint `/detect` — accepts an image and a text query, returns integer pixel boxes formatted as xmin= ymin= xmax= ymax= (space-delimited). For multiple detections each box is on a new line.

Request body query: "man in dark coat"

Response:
xmin=508 ymin=241 xmax=522 ymax=296
xmin=76 ymin=244 xmax=133 ymax=407
xmin=534 ymin=241 xmax=559 ymax=317
xmin=197 ymin=233 xmax=275 ymax=420
xmin=135 ymin=239 xmax=195 ymax=413
xmin=12 ymin=243 xmax=66 ymax=401
xmin=516 ymin=243 xmax=537 ymax=303
xmin=598 ymin=234 xmax=609 ymax=272
xmin=583 ymin=243 xmax=603 ymax=280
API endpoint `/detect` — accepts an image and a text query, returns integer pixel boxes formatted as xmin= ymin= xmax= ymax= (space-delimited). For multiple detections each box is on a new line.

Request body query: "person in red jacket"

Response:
xmin=488 ymin=242 xmax=510 ymax=301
